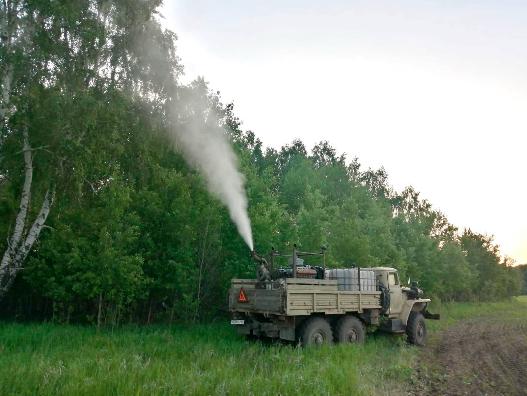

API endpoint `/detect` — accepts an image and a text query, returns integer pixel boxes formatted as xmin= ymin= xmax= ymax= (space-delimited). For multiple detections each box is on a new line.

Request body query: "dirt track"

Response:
xmin=413 ymin=318 xmax=527 ymax=396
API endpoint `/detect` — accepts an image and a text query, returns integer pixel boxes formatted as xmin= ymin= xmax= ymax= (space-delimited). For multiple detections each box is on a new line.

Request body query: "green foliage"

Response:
xmin=517 ymin=265 xmax=527 ymax=294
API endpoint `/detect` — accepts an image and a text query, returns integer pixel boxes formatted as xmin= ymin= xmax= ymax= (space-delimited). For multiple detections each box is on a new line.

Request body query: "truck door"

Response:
xmin=388 ymin=271 xmax=403 ymax=316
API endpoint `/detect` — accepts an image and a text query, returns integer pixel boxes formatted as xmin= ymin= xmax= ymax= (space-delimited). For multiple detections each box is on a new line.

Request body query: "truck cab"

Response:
xmin=372 ymin=267 xmax=404 ymax=316
xmin=372 ymin=267 xmax=436 ymax=335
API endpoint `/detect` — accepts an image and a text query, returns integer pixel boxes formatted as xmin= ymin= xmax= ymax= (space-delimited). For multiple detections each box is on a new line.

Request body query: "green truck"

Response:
xmin=229 ymin=246 xmax=439 ymax=346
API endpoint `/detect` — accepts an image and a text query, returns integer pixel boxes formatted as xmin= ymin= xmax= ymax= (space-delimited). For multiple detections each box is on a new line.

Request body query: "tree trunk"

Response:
xmin=0 ymin=65 xmax=13 ymax=122
xmin=97 ymin=292 xmax=103 ymax=330
xmin=14 ymin=187 xmax=55 ymax=263
xmin=147 ymin=299 xmax=153 ymax=324
xmin=0 ymin=130 xmax=55 ymax=299
xmin=194 ymin=215 xmax=210 ymax=323
xmin=169 ymin=293 xmax=177 ymax=324
xmin=1 ymin=0 xmax=16 ymax=124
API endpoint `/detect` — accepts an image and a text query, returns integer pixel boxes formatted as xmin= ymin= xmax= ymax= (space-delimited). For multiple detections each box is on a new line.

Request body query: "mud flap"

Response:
xmin=381 ymin=318 xmax=405 ymax=333
xmin=424 ymin=310 xmax=440 ymax=320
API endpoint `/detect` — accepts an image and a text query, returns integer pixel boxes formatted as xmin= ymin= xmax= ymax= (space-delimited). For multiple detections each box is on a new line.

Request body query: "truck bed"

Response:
xmin=229 ymin=278 xmax=381 ymax=316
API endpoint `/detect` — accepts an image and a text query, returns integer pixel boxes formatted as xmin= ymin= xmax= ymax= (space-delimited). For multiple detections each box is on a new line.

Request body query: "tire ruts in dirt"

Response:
xmin=414 ymin=318 xmax=527 ymax=396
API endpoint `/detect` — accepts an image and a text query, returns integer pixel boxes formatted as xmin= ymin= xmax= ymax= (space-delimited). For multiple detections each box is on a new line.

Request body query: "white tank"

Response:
xmin=324 ymin=268 xmax=376 ymax=291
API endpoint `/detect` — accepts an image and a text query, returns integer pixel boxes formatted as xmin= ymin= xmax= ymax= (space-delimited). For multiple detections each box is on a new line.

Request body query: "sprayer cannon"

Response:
xmin=251 ymin=250 xmax=271 ymax=282
xmin=250 ymin=246 xmax=328 ymax=280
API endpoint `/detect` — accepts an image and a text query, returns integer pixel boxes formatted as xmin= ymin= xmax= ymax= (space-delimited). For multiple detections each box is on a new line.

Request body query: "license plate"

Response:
xmin=230 ymin=319 xmax=244 ymax=325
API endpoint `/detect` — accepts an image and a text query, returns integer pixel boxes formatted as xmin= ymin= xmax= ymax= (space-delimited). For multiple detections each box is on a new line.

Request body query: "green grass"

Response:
xmin=517 ymin=295 xmax=527 ymax=303
xmin=1 ymin=297 xmax=525 ymax=396
xmin=426 ymin=295 xmax=527 ymax=333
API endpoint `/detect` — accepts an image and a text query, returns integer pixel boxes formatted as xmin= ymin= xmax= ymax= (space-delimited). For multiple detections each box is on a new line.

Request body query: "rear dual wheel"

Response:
xmin=298 ymin=317 xmax=333 ymax=347
xmin=335 ymin=316 xmax=366 ymax=344
xmin=298 ymin=315 xmax=366 ymax=347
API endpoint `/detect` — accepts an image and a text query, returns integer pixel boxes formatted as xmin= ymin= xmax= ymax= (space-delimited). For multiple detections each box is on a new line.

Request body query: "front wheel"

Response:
xmin=406 ymin=312 xmax=427 ymax=346
xmin=298 ymin=317 xmax=333 ymax=347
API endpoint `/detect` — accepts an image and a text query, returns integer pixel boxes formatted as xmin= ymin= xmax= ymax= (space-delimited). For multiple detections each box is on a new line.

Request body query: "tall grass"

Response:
xmin=0 ymin=298 xmax=525 ymax=396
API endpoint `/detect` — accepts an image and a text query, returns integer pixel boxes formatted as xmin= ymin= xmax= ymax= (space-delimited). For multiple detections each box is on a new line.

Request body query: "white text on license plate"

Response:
xmin=231 ymin=319 xmax=244 ymax=325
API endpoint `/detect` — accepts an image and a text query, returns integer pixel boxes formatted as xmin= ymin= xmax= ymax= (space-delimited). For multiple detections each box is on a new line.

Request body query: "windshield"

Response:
xmin=388 ymin=272 xmax=399 ymax=286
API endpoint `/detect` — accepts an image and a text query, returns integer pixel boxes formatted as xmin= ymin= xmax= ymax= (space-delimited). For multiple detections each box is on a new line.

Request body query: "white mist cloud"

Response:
xmin=170 ymin=103 xmax=253 ymax=251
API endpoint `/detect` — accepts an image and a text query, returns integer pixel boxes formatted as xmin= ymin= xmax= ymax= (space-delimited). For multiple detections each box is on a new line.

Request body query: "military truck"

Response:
xmin=229 ymin=246 xmax=439 ymax=346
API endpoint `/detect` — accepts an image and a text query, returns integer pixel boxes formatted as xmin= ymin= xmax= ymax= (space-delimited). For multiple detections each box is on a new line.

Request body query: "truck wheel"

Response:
xmin=406 ymin=312 xmax=427 ymax=346
xmin=298 ymin=317 xmax=333 ymax=347
xmin=335 ymin=316 xmax=365 ymax=344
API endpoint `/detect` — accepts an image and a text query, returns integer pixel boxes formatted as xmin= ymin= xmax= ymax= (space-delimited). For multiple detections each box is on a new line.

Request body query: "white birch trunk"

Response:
xmin=14 ymin=187 xmax=54 ymax=264
xmin=0 ymin=65 xmax=13 ymax=122
xmin=0 ymin=129 xmax=32 ymax=271
xmin=10 ymin=128 xmax=32 ymax=245
xmin=1 ymin=0 xmax=14 ymax=124
xmin=0 ymin=130 xmax=54 ymax=298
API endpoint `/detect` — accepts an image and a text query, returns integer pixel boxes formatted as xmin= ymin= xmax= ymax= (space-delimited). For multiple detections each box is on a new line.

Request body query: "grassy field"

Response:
xmin=1 ymin=297 xmax=526 ymax=396
xmin=425 ymin=295 xmax=527 ymax=332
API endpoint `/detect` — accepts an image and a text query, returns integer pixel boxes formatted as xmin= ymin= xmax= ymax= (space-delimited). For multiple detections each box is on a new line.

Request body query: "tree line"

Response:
xmin=0 ymin=1 xmax=524 ymax=325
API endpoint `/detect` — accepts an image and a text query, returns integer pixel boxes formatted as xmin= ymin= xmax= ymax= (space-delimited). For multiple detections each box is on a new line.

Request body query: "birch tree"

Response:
xmin=0 ymin=1 xmax=55 ymax=297
xmin=0 ymin=0 xmax=180 ymax=299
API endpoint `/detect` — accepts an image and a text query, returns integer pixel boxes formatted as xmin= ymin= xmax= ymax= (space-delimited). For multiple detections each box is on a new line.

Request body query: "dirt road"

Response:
xmin=414 ymin=317 xmax=527 ymax=396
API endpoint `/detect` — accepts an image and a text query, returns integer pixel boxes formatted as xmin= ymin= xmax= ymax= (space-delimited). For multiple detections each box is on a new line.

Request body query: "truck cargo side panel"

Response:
xmin=286 ymin=291 xmax=381 ymax=315
xmin=229 ymin=288 xmax=283 ymax=314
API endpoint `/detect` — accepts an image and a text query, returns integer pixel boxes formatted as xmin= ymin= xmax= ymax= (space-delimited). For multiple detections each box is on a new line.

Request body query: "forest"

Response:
xmin=1 ymin=0 xmax=524 ymax=326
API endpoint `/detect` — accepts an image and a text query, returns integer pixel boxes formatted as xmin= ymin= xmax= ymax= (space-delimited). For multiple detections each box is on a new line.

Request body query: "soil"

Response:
xmin=412 ymin=317 xmax=527 ymax=396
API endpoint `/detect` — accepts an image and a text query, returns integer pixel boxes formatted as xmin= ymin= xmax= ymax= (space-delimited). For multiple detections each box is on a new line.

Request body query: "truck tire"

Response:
xmin=406 ymin=311 xmax=426 ymax=346
xmin=335 ymin=315 xmax=366 ymax=344
xmin=298 ymin=317 xmax=333 ymax=347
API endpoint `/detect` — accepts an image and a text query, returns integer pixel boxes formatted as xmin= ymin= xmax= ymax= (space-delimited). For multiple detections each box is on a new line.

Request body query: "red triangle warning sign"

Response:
xmin=238 ymin=288 xmax=248 ymax=303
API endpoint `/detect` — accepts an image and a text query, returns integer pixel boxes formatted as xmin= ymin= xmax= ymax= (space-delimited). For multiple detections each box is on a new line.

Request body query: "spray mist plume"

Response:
xmin=170 ymin=103 xmax=253 ymax=251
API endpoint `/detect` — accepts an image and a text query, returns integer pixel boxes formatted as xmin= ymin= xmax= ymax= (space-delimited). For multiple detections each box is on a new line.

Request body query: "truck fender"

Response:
xmin=401 ymin=299 xmax=430 ymax=326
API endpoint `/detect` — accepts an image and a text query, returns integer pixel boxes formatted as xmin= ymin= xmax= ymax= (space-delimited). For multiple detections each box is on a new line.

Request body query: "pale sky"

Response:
xmin=160 ymin=1 xmax=527 ymax=263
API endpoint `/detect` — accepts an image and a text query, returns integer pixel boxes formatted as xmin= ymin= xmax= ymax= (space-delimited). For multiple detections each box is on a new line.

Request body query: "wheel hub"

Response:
xmin=417 ymin=323 xmax=424 ymax=338
xmin=347 ymin=329 xmax=358 ymax=342
xmin=313 ymin=332 xmax=324 ymax=345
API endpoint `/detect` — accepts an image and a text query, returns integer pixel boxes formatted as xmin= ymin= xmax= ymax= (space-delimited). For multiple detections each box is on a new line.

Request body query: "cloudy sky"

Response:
xmin=160 ymin=0 xmax=527 ymax=263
